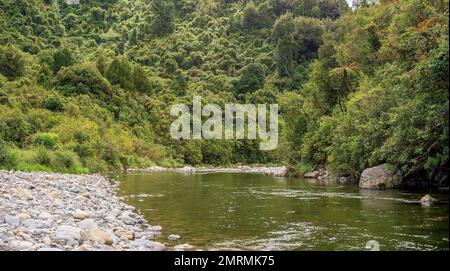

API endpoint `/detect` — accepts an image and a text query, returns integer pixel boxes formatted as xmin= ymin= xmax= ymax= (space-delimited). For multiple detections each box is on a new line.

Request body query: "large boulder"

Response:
xmin=359 ymin=164 xmax=403 ymax=190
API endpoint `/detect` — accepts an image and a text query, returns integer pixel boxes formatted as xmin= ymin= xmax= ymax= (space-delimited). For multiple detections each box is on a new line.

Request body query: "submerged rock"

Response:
xmin=168 ymin=234 xmax=181 ymax=241
xmin=359 ymin=164 xmax=403 ymax=190
xmin=420 ymin=194 xmax=437 ymax=207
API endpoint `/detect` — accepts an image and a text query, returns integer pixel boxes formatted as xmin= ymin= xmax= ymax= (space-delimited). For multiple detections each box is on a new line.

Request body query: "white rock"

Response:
xmin=17 ymin=188 xmax=33 ymax=200
xmin=53 ymin=225 xmax=82 ymax=242
xmin=4 ymin=215 xmax=20 ymax=227
xmin=48 ymin=191 xmax=61 ymax=200
xmin=168 ymin=234 xmax=181 ymax=241
xmin=130 ymin=238 xmax=166 ymax=251
xmin=73 ymin=210 xmax=90 ymax=220
xmin=78 ymin=219 xmax=97 ymax=231
xmin=420 ymin=194 xmax=437 ymax=207
xmin=174 ymin=244 xmax=193 ymax=251
xmin=88 ymin=228 xmax=114 ymax=245
xmin=10 ymin=240 xmax=34 ymax=251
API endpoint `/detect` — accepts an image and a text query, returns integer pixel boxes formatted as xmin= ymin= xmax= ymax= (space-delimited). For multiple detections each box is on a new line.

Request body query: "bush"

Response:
xmin=32 ymin=133 xmax=59 ymax=149
xmin=34 ymin=147 xmax=52 ymax=166
xmin=0 ymin=140 xmax=18 ymax=168
xmin=0 ymin=45 xmax=27 ymax=80
xmin=43 ymin=95 xmax=65 ymax=112
xmin=56 ymin=63 xmax=112 ymax=99
xmin=51 ymin=150 xmax=81 ymax=170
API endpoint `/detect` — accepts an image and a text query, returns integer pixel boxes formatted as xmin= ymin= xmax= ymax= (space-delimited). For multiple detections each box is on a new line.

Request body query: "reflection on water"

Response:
xmin=117 ymin=172 xmax=449 ymax=251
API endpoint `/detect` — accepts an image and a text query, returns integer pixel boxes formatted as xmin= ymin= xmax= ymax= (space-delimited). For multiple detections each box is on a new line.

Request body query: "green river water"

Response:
xmin=117 ymin=172 xmax=449 ymax=251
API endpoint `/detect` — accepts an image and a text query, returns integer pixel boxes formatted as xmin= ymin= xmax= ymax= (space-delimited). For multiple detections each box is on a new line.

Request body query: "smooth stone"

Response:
xmin=39 ymin=212 xmax=53 ymax=220
xmin=78 ymin=219 xmax=97 ymax=231
xmin=73 ymin=210 xmax=90 ymax=220
xmin=11 ymin=240 xmax=34 ymax=251
xmin=88 ymin=228 xmax=114 ymax=245
xmin=130 ymin=238 xmax=165 ymax=251
xmin=168 ymin=234 xmax=181 ymax=241
xmin=174 ymin=244 xmax=193 ymax=251
xmin=120 ymin=214 xmax=136 ymax=225
xmin=118 ymin=230 xmax=134 ymax=240
xmin=148 ymin=225 xmax=162 ymax=231
xmin=4 ymin=215 xmax=20 ymax=227
xmin=48 ymin=191 xmax=61 ymax=200
xmin=53 ymin=225 xmax=82 ymax=242
xmin=420 ymin=194 xmax=437 ymax=207
xmin=18 ymin=189 xmax=33 ymax=200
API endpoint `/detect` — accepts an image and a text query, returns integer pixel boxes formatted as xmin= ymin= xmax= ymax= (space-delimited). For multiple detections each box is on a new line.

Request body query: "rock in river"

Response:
xmin=168 ymin=234 xmax=181 ymax=241
xmin=359 ymin=164 xmax=403 ymax=190
xmin=420 ymin=194 xmax=437 ymax=207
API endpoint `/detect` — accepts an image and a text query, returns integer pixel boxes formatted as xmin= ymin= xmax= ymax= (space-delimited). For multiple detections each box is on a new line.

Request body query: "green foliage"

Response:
xmin=43 ymin=95 xmax=65 ymax=112
xmin=150 ymin=0 xmax=175 ymax=37
xmin=235 ymin=63 xmax=266 ymax=95
xmin=52 ymin=48 xmax=76 ymax=74
xmin=0 ymin=45 xmax=27 ymax=80
xmin=32 ymin=132 xmax=59 ymax=149
xmin=242 ymin=1 xmax=263 ymax=29
xmin=106 ymin=57 xmax=134 ymax=91
xmin=56 ymin=63 xmax=112 ymax=99
xmin=0 ymin=140 xmax=18 ymax=168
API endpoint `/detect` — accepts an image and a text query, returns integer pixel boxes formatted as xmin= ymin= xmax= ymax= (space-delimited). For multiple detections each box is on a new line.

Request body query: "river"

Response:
xmin=117 ymin=172 xmax=449 ymax=251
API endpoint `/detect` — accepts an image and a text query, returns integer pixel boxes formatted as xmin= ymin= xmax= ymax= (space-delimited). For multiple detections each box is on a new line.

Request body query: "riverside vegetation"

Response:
xmin=0 ymin=0 xmax=448 ymax=188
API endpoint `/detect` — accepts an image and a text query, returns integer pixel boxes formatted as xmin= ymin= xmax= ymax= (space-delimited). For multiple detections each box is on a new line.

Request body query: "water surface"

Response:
xmin=117 ymin=172 xmax=449 ymax=251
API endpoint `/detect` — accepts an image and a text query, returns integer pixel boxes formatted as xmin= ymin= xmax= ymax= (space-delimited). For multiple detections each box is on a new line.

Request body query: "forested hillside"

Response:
xmin=0 ymin=0 xmax=448 ymax=186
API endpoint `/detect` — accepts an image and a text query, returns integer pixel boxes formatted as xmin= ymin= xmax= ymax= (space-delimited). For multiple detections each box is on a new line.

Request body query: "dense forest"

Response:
xmin=0 ymin=0 xmax=448 ymax=186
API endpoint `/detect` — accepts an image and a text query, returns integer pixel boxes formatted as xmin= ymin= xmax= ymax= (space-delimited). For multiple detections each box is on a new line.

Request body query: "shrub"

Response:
xmin=51 ymin=150 xmax=81 ymax=170
xmin=56 ymin=63 xmax=112 ymax=99
xmin=43 ymin=95 xmax=65 ymax=112
xmin=34 ymin=147 xmax=52 ymax=166
xmin=0 ymin=140 xmax=18 ymax=168
xmin=0 ymin=45 xmax=27 ymax=80
xmin=32 ymin=133 xmax=59 ymax=149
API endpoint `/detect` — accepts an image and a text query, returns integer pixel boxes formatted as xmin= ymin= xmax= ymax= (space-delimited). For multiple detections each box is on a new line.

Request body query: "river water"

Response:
xmin=117 ymin=172 xmax=449 ymax=251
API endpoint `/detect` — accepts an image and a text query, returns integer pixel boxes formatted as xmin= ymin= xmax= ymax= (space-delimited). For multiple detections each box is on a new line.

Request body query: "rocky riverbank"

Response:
xmin=0 ymin=170 xmax=166 ymax=251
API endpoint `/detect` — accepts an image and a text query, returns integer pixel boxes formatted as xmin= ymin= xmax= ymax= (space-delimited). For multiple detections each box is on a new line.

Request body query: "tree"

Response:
xmin=196 ymin=0 xmax=218 ymax=16
xmin=0 ymin=45 xmax=27 ymax=80
xmin=133 ymin=65 xmax=152 ymax=94
xmin=329 ymin=62 xmax=359 ymax=111
xmin=242 ymin=1 xmax=261 ymax=29
xmin=56 ymin=63 xmax=112 ymax=99
xmin=235 ymin=63 xmax=266 ymax=95
xmin=106 ymin=57 xmax=135 ymax=91
xmin=53 ymin=47 xmax=75 ymax=74
xmin=150 ymin=0 xmax=175 ymax=37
